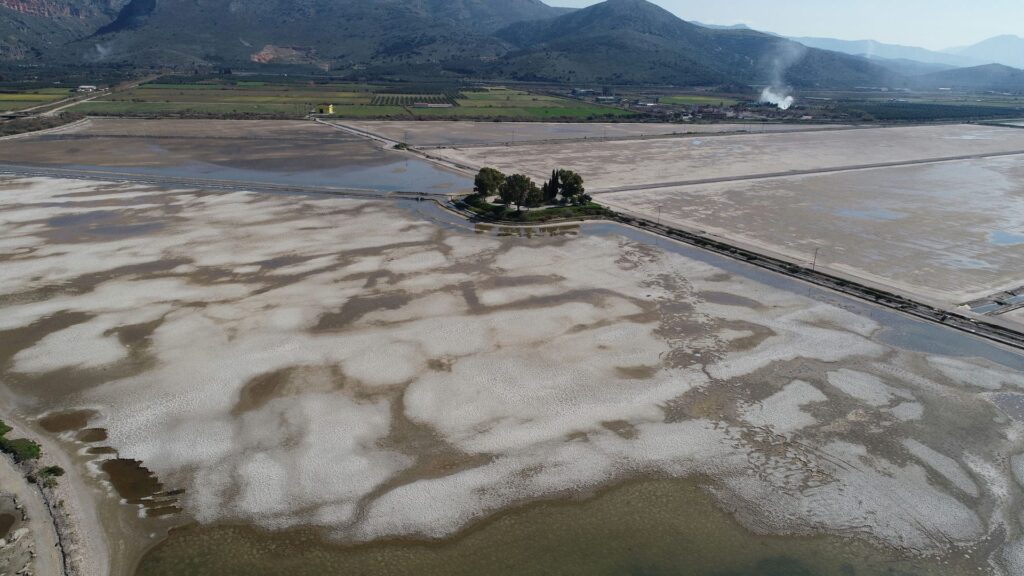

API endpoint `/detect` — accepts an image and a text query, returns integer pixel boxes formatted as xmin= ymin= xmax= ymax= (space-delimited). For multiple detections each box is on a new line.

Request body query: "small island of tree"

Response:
xmin=465 ymin=167 xmax=601 ymax=222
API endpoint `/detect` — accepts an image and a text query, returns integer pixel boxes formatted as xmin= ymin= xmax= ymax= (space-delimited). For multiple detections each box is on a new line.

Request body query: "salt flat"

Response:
xmin=346 ymin=120 xmax=848 ymax=147
xmin=1005 ymin=308 xmax=1024 ymax=325
xmin=430 ymin=124 xmax=1024 ymax=191
xmin=0 ymin=118 xmax=470 ymax=194
xmin=1 ymin=175 xmax=1024 ymax=574
xmin=601 ymin=155 xmax=1024 ymax=306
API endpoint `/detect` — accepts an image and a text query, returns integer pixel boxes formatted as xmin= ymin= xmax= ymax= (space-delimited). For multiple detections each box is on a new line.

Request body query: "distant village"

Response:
xmin=564 ymin=87 xmax=820 ymax=122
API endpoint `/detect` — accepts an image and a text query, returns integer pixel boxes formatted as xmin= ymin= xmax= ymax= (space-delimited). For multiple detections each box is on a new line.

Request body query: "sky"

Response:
xmin=550 ymin=0 xmax=1020 ymax=50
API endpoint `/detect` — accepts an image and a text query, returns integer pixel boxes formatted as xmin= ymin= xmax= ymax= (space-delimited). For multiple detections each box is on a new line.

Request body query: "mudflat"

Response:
xmin=1 ymin=175 xmax=1023 ymax=575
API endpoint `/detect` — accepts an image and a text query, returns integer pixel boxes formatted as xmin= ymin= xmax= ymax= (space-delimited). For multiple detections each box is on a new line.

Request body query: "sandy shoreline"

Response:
xmin=0 ymin=411 xmax=109 ymax=576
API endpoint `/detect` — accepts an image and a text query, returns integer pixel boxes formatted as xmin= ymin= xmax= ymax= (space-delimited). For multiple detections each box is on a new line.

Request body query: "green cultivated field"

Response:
xmin=74 ymin=81 xmax=634 ymax=120
xmin=0 ymin=88 xmax=71 ymax=112
xmin=659 ymin=95 xmax=740 ymax=106
xmin=77 ymin=80 xmax=375 ymax=117
xmin=440 ymin=89 xmax=633 ymax=119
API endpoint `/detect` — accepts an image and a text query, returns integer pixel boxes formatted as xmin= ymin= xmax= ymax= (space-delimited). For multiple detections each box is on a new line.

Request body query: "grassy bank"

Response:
xmin=0 ymin=113 xmax=83 ymax=138
xmin=457 ymin=195 xmax=615 ymax=223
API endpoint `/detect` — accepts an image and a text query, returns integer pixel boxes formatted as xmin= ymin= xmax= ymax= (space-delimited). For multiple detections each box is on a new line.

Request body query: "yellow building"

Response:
xmin=316 ymin=104 xmax=334 ymax=115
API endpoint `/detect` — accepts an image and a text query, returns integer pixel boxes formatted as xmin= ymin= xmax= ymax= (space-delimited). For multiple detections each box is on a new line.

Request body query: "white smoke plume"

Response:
xmin=760 ymin=41 xmax=807 ymax=110
xmin=93 ymin=43 xmax=113 ymax=60
xmin=759 ymin=87 xmax=794 ymax=110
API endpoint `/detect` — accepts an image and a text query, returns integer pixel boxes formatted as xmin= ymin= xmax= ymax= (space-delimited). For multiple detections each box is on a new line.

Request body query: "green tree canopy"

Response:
xmin=542 ymin=169 xmax=561 ymax=203
xmin=473 ymin=167 xmax=506 ymax=197
xmin=559 ymin=170 xmax=585 ymax=202
xmin=499 ymin=173 xmax=536 ymax=212
xmin=526 ymin=183 xmax=544 ymax=208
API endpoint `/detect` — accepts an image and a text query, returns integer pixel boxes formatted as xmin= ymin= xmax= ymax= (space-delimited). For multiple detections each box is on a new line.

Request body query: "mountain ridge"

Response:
xmin=3 ymin=0 xmax=1018 ymax=91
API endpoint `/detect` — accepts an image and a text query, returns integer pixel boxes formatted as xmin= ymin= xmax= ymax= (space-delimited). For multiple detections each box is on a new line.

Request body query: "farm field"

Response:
xmin=74 ymin=81 xmax=634 ymax=120
xmin=433 ymin=88 xmax=634 ymax=119
xmin=76 ymin=81 xmax=373 ymax=117
xmin=0 ymin=88 xmax=71 ymax=112
xmin=659 ymin=95 xmax=741 ymax=106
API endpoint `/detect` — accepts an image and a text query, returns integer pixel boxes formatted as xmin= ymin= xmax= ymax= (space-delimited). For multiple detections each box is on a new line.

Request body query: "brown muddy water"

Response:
xmin=0 ymin=513 xmax=15 ymax=540
xmin=136 ymin=479 xmax=979 ymax=576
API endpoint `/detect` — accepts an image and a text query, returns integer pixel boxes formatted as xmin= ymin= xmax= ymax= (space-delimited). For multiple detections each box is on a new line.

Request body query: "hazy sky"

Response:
xmin=550 ymin=0 xmax=1020 ymax=50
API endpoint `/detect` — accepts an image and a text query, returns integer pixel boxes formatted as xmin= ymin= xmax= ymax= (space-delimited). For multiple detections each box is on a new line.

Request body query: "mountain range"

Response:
xmin=1 ymin=0 xmax=1021 ymax=91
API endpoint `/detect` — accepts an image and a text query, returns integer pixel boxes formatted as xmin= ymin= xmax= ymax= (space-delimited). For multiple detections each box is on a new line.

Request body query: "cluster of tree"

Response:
xmin=473 ymin=167 xmax=589 ymax=212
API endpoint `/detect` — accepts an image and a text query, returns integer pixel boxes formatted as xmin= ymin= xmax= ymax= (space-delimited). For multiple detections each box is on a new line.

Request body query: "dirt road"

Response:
xmin=0 ymin=455 xmax=63 ymax=576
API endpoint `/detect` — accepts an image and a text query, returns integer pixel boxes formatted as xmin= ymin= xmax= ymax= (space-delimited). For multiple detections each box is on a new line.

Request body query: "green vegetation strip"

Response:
xmin=659 ymin=95 xmax=740 ymax=106
xmin=459 ymin=198 xmax=614 ymax=223
xmin=0 ymin=420 xmax=41 ymax=463
xmin=75 ymin=81 xmax=635 ymax=120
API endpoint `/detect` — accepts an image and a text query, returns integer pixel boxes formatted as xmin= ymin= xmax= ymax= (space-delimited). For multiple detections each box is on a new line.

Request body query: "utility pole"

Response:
xmin=812 ymin=247 xmax=820 ymax=272
xmin=657 ymin=204 xmax=662 ymax=228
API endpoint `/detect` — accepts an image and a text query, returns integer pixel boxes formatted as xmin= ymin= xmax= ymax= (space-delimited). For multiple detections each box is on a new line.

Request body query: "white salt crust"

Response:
xmin=903 ymin=439 xmax=980 ymax=498
xmin=928 ymin=356 xmax=1024 ymax=390
xmin=1 ymin=176 xmax=1021 ymax=570
xmin=739 ymin=380 xmax=828 ymax=434
xmin=827 ymin=369 xmax=910 ymax=407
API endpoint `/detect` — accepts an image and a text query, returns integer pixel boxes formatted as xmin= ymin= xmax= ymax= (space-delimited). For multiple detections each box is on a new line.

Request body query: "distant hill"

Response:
xmin=494 ymin=0 xmax=895 ymax=87
xmin=791 ymin=37 xmax=980 ymax=68
xmin=691 ymin=21 xmax=751 ymax=31
xmin=0 ymin=0 xmax=898 ymax=89
xmin=866 ymin=57 xmax=956 ymax=77
xmin=912 ymin=63 xmax=1024 ymax=92
xmin=946 ymin=35 xmax=1024 ymax=70
xmin=7 ymin=0 xmax=572 ymax=67
xmin=0 ymin=0 xmax=126 ymax=60
xmin=11 ymin=0 xmax=1022 ymax=94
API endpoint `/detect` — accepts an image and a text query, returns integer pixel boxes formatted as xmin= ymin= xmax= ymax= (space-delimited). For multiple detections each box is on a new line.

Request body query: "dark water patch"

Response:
xmin=134 ymin=479 xmax=979 ymax=576
xmin=44 ymin=209 xmax=167 ymax=242
xmin=112 ymin=317 xmax=164 ymax=349
xmin=699 ymin=291 xmax=765 ymax=309
xmin=615 ymin=365 xmax=660 ymax=379
xmin=38 ymin=409 xmax=97 ymax=434
xmin=76 ymin=428 xmax=108 ymax=443
xmin=313 ymin=292 xmax=412 ymax=331
xmin=602 ymin=420 xmax=639 ymax=439
xmin=489 ymin=274 xmax=565 ymax=288
xmin=0 ymin=312 xmax=92 ymax=369
xmin=232 ymin=366 xmax=346 ymax=417
xmin=720 ymin=320 xmax=776 ymax=352
xmin=146 ymin=506 xmax=182 ymax=518
xmin=60 ymin=156 xmax=472 ymax=194
xmin=427 ymin=358 xmax=454 ymax=372
xmin=231 ymin=368 xmax=295 ymax=417
xmin=0 ymin=259 xmax=188 ymax=308
xmin=101 ymin=459 xmax=163 ymax=504
xmin=257 ymin=254 xmax=308 ymax=270
xmin=87 ymin=446 xmax=118 ymax=455
xmin=0 ymin=513 xmax=15 ymax=540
